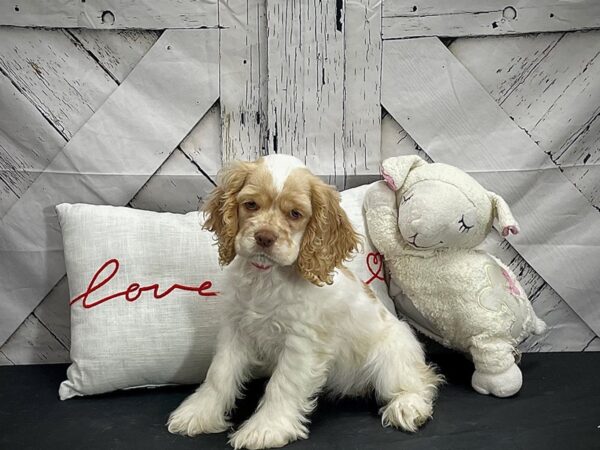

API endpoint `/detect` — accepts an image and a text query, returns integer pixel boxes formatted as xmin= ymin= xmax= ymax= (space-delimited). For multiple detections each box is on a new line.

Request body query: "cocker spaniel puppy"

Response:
xmin=167 ymin=154 xmax=441 ymax=449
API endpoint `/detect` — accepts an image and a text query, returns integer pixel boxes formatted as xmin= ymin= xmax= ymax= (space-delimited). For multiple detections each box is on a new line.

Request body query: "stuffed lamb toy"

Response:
xmin=364 ymin=155 xmax=547 ymax=397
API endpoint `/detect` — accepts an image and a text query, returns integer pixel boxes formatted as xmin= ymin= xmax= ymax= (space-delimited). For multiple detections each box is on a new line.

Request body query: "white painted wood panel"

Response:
xmin=342 ymin=0 xmax=382 ymax=183
xmin=0 ymin=28 xmax=117 ymax=139
xmin=0 ymin=1 xmax=218 ymax=29
xmin=584 ymin=337 xmax=600 ymax=352
xmin=381 ymin=112 xmax=596 ymax=351
xmin=68 ymin=29 xmax=162 ymax=82
xmin=0 ymin=74 xmax=66 ymax=217
xmin=383 ymin=0 xmax=600 ymax=39
xmin=0 ymin=351 xmax=12 ymax=365
xmin=451 ymin=31 xmax=600 ymax=210
xmin=267 ymin=0 xmax=345 ymax=178
xmin=382 ymin=37 xmax=600 ymax=337
xmin=180 ymin=102 xmax=222 ymax=180
xmin=129 ymin=148 xmax=215 ymax=213
xmin=0 ymin=29 xmax=219 ymax=346
xmin=220 ymin=0 xmax=268 ymax=162
xmin=0 ymin=315 xmax=69 ymax=365
xmin=32 ymin=277 xmax=71 ymax=348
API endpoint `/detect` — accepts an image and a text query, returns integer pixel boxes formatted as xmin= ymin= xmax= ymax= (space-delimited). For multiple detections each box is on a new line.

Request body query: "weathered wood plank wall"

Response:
xmin=383 ymin=0 xmax=600 ymax=39
xmin=1 ymin=0 xmax=599 ymax=363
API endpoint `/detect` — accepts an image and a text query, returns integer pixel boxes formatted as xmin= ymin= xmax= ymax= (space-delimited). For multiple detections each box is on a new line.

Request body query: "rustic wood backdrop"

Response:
xmin=0 ymin=0 xmax=599 ymax=365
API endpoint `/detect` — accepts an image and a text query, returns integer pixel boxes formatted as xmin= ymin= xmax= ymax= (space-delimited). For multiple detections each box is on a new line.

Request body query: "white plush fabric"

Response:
xmin=57 ymin=186 xmax=394 ymax=400
xmin=364 ymin=156 xmax=547 ymax=398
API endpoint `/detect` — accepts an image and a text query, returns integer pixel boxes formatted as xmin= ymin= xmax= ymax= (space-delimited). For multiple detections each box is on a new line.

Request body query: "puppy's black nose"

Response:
xmin=255 ymin=230 xmax=277 ymax=248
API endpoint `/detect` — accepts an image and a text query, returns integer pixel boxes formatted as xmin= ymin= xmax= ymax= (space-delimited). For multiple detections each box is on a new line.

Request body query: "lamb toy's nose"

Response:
xmin=255 ymin=230 xmax=277 ymax=248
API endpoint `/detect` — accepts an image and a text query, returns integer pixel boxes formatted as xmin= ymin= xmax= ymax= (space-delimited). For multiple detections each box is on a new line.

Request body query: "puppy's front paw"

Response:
xmin=229 ymin=414 xmax=308 ymax=450
xmin=380 ymin=392 xmax=433 ymax=433
xmin=167 ymin=398 xmax=230 ymax=436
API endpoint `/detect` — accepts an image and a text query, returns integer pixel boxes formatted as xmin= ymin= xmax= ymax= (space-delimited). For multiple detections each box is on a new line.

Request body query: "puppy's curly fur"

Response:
xmin=168 ymin=155 xmax=441 ymax=449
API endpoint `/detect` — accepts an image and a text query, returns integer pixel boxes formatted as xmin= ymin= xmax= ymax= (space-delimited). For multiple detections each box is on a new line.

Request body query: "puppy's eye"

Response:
xmin=458 ymin=215 xmax=473 ymax=233
xmin=289 ymin=209 xmax=302 ymax=220
xmin=244 ymin=201 xmax=259 ymax=211
xmin=401 ymin=193 xmax=413 ymax=203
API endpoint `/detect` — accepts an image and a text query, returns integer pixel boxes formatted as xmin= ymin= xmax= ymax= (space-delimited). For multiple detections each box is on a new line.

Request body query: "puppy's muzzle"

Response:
xmin=255 ymin=229 xmax=278 ymax=248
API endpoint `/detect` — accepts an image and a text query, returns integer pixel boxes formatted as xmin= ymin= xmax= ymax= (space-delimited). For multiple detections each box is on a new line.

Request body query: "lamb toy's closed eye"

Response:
xmin=364 ymin=155 xmax=547 ymax=397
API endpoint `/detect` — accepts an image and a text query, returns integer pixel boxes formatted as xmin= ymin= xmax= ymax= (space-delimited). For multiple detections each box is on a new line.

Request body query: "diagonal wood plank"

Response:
xmin=0 ymin=73 xmax=66 ymax=217
xmin=68 ymin=29 xmax=162 ymax=82
xmin=0 ymin=351 xmax=12 ymax=365
xmin=0 ymin=315 xmax=69 ymax=364
xmin=219 ymin=0 xmax=268 ymax=162
xmin=382 ymin=37 xmax=600 ymax=337
xmin=0 ymin=28 xmax=117 ymax=140
xmin=0 ymin=29 xmax=219 ymax=346
xmin=0 ymin=1 xmax=218 ymax=29
xmin=382 ymin=0 xmax=600 ymax=39
xmin=451 ymin=31 xmax=600 ymax=210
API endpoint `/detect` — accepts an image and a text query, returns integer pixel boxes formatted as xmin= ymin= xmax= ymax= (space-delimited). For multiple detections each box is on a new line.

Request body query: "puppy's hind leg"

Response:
xmin=368 ymin=322 xmax=442 ymax=432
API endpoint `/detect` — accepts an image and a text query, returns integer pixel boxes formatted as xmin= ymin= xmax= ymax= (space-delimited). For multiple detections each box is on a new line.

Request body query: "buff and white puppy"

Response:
xmin=167 ymin=155 xmax=441 ymax=449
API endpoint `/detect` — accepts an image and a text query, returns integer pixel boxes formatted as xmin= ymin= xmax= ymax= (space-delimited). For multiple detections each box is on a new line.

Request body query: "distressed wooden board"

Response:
xmin=0 ymin=315 xmax=69 ymax=365
xmin=267 ymin=0 xmax=345 ymax=176
xmin=521 ymin=284 xmax=597 ymax=352
xmin=342 ymin=0 xmax=382 ymax=180
xmin=130 ymin=148 xmax=215 ymax=213
xmin=381 ymin=112 xmax=596 ymax=351
xmin=584 ymin=337 xmax=600 ymax=352
xmin=0 ymin=1 xmax=218 ymax=29
xmin=0 ymin=29 xmax=219 ymax=346
xmin=382 ymin=0 xmax=600 ymax=39
xmin=68 ymin=29 xmax=162 ymax=82
xmin=0 ymin=73 xmax=66 ymax=217
xmin=0 ymin=351 xmax=12 ymax=365
xmin=32 ymin=276 xmax=71 ymax=348
xmin=451 ymin=31 xmax=600 ymax=210
xmin=0 ymin=28 xmax=117 ymax=140
xmin=220 ymin=0 xmax=268 ymax=162
xmin=180 ymin=101 xmax=222 ymax=180
xmin=382 ymin=37 xmax=600 ymax=337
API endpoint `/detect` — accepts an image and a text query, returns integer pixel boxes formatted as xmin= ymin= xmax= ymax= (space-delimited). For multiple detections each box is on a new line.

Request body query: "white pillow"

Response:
xmin=58 ymin=185 xmax=394 ymax=399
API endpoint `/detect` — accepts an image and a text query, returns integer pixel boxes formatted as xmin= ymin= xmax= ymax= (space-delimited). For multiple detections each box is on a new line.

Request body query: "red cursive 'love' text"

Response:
xmin=70 ymin=258 xmax=218 ymax=309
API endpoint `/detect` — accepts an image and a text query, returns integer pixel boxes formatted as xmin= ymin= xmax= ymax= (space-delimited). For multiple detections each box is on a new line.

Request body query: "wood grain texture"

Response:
xmin=0 ymin=315 xmax=69 ymax=365
xmin=382 ymin=0 xmax=600 ymax=39
xmin=381 ymin=112 xmax=596 ymax=351
xmin=584 ymin=337 xmax=600 ymax=352
xmin=0 ymin=73 xmax=66 ymax=217
xmin=0 ymin=29 xmax=219 ymax=346
xmin=342 ymin=0 xmax=382 ymax=180
xmin=129 ymin=147 xmax=216 ymax=213
xmin=68 ymin=29 xmax=162 ymax=82
xmin=451 ymin=31 xmax=600 ymax=210
xmin=382 ymin=37 xmax=600 ymax=337
xmin=0 ymin=351 xmax=12 ymax=365
xmin=220 ymin=0 xmax=268 ymax=162
xmin=267 ymin=0 xmax=345 ymax=177
xmin=32 ymin=277 xmax=71 ymax=349
xmin=180 ymin=101 xmax=222 ymax=180
xmin=0 ymin=1 xmax=218 ymax=29
xmin=0 ymin=28 xmax=116 ymax=140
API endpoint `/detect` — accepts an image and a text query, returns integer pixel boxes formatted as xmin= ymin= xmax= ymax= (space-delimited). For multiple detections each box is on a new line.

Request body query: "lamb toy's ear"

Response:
xmin=488 ymin=191 xmax=520 ymax=237
xmin=380 ymin=156 xmax=427 ymax=191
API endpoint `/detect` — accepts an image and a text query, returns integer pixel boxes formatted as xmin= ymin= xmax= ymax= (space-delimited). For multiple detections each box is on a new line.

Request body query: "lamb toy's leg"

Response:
xmin=469 ymin=336 xmax=522 ymax=398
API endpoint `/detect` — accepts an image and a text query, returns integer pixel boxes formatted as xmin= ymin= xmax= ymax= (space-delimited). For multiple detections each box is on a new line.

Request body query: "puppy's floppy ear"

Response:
xmin=380 ymin=155 xmax=427 ymax=191
xmin=488 ymin=191 xmax=520 ymax=237
xmin=202 ymin=160 xmax=254 ymax=265
xmin=297 ymin=178 xmax=361 ymax=286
